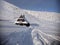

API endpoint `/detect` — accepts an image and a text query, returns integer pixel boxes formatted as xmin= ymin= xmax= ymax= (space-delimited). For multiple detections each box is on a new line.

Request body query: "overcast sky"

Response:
xmin=5 ymin=0 xmax=60 ymax=13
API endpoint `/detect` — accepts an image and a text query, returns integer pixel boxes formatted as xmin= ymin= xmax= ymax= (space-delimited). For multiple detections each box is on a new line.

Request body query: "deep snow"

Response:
xmin=0 ymin=0 xmax=60 ymax=45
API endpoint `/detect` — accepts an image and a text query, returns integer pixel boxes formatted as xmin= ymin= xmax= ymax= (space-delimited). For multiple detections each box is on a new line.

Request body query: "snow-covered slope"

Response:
xmin=0 ymin=0 xmax=60 ymax=45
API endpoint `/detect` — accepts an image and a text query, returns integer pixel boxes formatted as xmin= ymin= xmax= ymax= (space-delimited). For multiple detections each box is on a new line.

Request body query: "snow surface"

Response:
xmin=0 ymin=0 xmax=60 ymax=45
